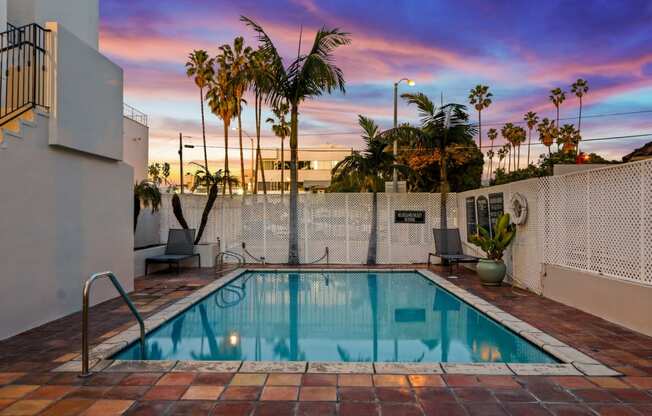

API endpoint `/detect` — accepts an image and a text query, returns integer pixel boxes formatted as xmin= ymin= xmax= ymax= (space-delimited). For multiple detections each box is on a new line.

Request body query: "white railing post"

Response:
xmin=345 ymin=194 xmax=350 ymax=263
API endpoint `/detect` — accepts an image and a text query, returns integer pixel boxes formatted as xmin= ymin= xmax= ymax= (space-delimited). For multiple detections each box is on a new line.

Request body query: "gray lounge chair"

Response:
xmin=146 ymin=229 xmax=201 ymax=275
xmin=427 ymin=228 xmax=479 ymax=271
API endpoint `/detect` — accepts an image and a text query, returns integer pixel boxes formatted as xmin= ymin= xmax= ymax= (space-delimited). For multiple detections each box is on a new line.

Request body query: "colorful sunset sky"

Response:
xmin=100 ymin=0 xmax=652 ymax=167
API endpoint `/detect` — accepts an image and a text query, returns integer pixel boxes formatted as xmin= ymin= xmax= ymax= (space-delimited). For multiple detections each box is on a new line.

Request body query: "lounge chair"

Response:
xmin=427 ymin=228 xmax=479 ymax=271
xmin=145 ymin=229 xmax=201 ymax=275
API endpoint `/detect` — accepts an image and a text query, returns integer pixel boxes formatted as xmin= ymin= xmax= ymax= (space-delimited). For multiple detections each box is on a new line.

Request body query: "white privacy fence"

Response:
xmin=539 ymin=160 xmax=652 ymax=286
xmin=159 ymin=193 xmax=458 ymax=264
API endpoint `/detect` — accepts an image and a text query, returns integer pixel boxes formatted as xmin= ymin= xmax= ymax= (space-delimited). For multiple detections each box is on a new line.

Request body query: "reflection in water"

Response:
xmin=114 ymin=272 xmax=556 ymax=363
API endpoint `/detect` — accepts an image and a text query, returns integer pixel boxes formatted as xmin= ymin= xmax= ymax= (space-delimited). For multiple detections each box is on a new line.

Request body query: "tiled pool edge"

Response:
xmin=53 ymin=268 xmax=621 ymax=377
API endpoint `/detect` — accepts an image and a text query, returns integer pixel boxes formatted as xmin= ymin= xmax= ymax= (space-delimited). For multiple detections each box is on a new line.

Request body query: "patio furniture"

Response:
xmin=145 ymin=229 xmax=201 ymax=275
xmin=427 ymin=228 xmax=480 ymax=271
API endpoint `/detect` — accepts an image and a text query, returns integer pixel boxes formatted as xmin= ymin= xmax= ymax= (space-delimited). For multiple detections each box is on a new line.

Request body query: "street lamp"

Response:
xmin=178 ymin=134 xmax=193 ymax=194
xmin=393 ymin=78 xmax=415 ymax=192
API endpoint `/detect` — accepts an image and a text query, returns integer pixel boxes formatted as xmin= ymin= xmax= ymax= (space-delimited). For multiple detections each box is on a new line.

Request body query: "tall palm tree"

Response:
xmin=468 ymin=85 xmax=492 ymax=152
xmin=242 ymin=16 xmax=351 ymax=264
xmin=571 ymin=78 xmax=589 ymax=154
xmin=487 ymin=128 xmax=497 ymax=177
xmin=558 ymin=123 xmax=581 ymax=155
xmin=249 ymin=48 xmax=272 ymax=194
xmin=549 ymin=88 xmax=566 ymax=150
xmin=389 ymin=94 xmax=476 ymax=251
xmin=485 ymin=149 xmax=495 ymax=181
xmin=218 ymin=37 xmax=252 ymax=194
xmin=537 ymin=118 xmax=557 ymax=156
xmin=266 ymin=101 xmax=291 ymax=195
xmin=500 ymin=123 xmax=515 ymax=172
xmin=185 ymin=50 xmax=215 ymax=173
xmin=512 ymin=126 xmax=526 ymax=170
xmin=524 ymin=111 xmax=539 ymax=166
xmin=332 ymin=116 xmax=405 ymax=264
xmin=206 ymin=65 xmax=237 ymax=195
xmin=497 ymin=146 xmax=507 ymax=171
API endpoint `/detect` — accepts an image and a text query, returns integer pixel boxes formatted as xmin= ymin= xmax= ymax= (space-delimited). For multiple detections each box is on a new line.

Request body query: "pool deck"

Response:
xmin=1 ymin=265 xmax=651 ymax=415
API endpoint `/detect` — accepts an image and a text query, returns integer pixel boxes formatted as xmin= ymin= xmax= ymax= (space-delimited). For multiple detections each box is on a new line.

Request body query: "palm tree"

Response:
xmin=390 ymin=94 xmax=476 ymax=250
xmin=558 ymin=123 xmax=581 ymax=155
xmin=571 ymin=78 xmax=589 ymax=154
xmin=242 ymin=16 xmax=351 ymax=264
xmin=249 ymin=49 xmax=272 ymax=194
xmin=218 ymin=37 xmax=252 ymax=194
xmin=497 ymin=146 xmax=507 ymax=171
xmin=500 ymin=123 xmax=515 ymax=172
xmin=523 ymin=111 xmax=539 ymax=166
xmin=185 ymin=50 xmax=215 ymax=173
xmin=537 ymin=118 xmax=557 ymax=156
xmin=332 ymin=116 xmax=405 ymax=264
xmin=189 ymin=165 xmax=238 ymax=243
xmin=485 ymin=149 xmax=495 ymax=181
xmin=266 ymin=101 xmax=291 ymax=195
xmin=512 ymin=126 xmax=526 ymax=170
xmin=549 ymin=88 xmax=566 ymax=149
xmin=207 ymin=63 xmax=237 ymax=195
xmin=487 ymin=128 xmax=497 ymax=177
xmin=468 ymin=85 xmax=492 ymax=152
xmin=134 ymin=180 xmax=161 ymax=232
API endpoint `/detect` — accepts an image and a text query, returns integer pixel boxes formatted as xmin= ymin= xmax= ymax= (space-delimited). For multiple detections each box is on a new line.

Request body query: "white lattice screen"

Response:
xmin=159 ymin=193 xmax=457 ymax=264
xmin=539 ymin=160 xmax=652 ymax=286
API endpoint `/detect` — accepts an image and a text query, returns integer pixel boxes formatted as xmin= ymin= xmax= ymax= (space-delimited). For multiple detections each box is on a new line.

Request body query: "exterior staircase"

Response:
xmin=0 ymin=108 xmax=48 ymax=149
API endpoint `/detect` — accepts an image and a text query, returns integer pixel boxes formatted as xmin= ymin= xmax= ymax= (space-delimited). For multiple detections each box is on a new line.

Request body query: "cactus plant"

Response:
xmin=469 ymin=213 xmax=516 ymax=261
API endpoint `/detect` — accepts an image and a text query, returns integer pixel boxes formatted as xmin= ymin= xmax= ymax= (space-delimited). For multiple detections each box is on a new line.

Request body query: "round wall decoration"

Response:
xmin=510 ymin=193 xmax=528 ymax=225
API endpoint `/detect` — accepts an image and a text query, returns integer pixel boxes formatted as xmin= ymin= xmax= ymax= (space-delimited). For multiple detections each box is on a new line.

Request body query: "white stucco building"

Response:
xmin=0 ymin=0 xmax=136 ymax=340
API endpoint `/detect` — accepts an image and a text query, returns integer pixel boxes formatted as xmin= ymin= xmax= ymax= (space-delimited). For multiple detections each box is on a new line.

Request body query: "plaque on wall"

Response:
xmin=394 ymin=210 xmax=426 ymax=223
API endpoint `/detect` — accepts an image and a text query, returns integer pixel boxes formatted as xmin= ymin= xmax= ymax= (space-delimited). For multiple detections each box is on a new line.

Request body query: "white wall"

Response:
xmin=7 ymin=0 xmax=98 ymax=48
xmin=123 ymin=117 xmax=149 ymax=182
xmin=48 ymin=22 xmax=123 ymax=160
xmin=0 ymin=111 xmax=133 ymax=340
xmin=0 ymin=0 xmax=7 ymax=31
xmin=135 ymin=209 xmax=161 ymax=248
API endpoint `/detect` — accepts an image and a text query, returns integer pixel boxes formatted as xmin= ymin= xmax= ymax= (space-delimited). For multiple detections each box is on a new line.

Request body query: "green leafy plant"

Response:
xmin=469 ymin=213 xmax=516 ymax=261
xmin=134 ymin=180 xmax=162 ymax=232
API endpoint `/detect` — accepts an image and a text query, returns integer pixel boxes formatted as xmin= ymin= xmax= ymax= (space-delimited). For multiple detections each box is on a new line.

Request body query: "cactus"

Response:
xmin=469 ymin=213 xmax=516 ymax=261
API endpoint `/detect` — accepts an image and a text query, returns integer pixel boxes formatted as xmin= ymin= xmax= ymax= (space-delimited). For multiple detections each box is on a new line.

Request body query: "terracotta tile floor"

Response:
xmin=1 ymin=265 xmax=652 ymax=415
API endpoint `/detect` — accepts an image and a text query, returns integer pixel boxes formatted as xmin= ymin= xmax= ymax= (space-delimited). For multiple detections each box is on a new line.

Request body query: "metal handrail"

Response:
xmin=306 ymin=247 xmax=330 ymax=264
xmin=81 ymin=271 xmax=145 ymax=377
xmin=215 ymin=251 xmax=245 ymax=275
xmin=241 ymin=242 xmax=265 ymax=264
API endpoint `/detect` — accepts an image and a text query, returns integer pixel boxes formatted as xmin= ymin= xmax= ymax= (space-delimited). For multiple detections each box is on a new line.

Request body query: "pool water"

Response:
xmin=114 ymin=271 xmax=556 ymax=363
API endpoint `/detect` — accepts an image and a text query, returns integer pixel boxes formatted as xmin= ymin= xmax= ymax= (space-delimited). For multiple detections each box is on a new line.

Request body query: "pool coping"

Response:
xmin=53 ymin=268 xmax=621 ymax=377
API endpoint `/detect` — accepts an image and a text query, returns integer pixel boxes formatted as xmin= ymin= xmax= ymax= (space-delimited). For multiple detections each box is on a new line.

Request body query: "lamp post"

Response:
xmin=392 ymin=78 xmax=415 ymax=192
xmin=178 ymin=133 xmax=193 ymax=194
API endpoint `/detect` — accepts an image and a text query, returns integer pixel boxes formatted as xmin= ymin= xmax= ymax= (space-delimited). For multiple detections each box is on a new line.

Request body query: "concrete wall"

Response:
xmin=47 ymin=23 xmax=123 ymax=160
xmin=0 ymin=111 xmax=133 ymax=340
xmin=123 ymin=117 xmax=149 ymax=182
xmin=7 ymin=0 xmax=98 ymax=48
xmin=0 ymin=0 xmax=7 ymax=31
xmin=135 ymin=209 xmax=161 ymax=249
xmin=543 ymin=265 xmax=652 ymax=337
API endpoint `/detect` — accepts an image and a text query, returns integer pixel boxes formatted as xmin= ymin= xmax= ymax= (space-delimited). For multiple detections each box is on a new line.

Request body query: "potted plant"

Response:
xmin=469 ymin=213 xmax=516 ymax=286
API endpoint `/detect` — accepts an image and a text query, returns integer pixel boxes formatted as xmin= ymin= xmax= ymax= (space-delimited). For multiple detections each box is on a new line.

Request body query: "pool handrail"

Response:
xmin=80 ymin=271 xmax=145 ymax=377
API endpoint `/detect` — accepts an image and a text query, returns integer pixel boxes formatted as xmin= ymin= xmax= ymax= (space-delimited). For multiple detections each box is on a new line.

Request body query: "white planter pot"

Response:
xmin=194 ymin=242 xmax=219 ymax=268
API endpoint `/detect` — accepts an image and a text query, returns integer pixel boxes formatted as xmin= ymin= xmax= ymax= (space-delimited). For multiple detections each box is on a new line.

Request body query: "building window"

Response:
xmin=488 ymin=192 xmax=504 ymax=236
xmin=465 ymin=197 xmax=477 ymax=242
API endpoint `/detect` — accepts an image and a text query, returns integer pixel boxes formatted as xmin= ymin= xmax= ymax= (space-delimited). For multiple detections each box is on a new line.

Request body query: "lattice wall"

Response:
xmin=540 ymin=160 xmax=652 ymax=286
xmin=159 ymin=193 xmax=458 ymax=264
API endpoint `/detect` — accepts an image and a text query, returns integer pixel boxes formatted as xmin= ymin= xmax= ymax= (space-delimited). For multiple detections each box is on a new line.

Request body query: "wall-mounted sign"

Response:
xmin=394 ymin=210 xmax=425 ymax=224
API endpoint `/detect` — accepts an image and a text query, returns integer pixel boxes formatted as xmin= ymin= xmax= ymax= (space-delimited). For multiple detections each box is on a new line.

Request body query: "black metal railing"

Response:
xmin=124 ymin=102 xmax=149 ymax=126
xmin=1 ymin=23 xmax=50 ymax=126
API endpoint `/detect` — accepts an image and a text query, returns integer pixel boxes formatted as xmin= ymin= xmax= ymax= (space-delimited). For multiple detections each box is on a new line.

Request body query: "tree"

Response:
xmin=218 ymin=37 xmax=252 ymax=194
xmin=206 ymin=61 xmax=237 ymax=195
xmin=242 ymin=16 xmax=351 ymax=264
xmin=134 ymin=180 xmax=161 ymax=232
xmin=487 ymin=128 xmax=497 ymax=179
xmin=549 ymin=87 xmax=566 ymax=150
xmin=500 ymin=123 xmax=515 ymax=172
xmin=185 ymin=50 xmax=215 ymax=173
xmin=497 ymin=146 xmax=508 ymax=171
xmin=468 ymin=85 xmax=492 ymax=153
xmin=537 ymin=118 xmax=557 ymax=156
xmin=189 ymin=165 xmax=238 ymax=244
xmin=266 ymin=101 xmax=291 ymax=195
xmin=558 ymin=123 xmax=581 ymax=154
xmin=388 ymin=94 xmax=477 ymax=248
xmin=331 ymin=116 xmax=405 ymax=264
xmin=524 ymin=111 xmax=539 ymax=166
xmin=486 ymin=149 xmax=495 ymax=182
xmin=571 ymin=78 xmax=589 ymax=154
xmin=512 ymin=126 xmax=526 ymax=170
xmin=249 ymin=48 xmax=273 ymax=194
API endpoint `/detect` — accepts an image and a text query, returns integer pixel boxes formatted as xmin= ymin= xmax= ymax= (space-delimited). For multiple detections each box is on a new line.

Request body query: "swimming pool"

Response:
xmin=113 ymin=271 xmax=556 ymax=364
